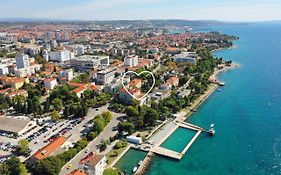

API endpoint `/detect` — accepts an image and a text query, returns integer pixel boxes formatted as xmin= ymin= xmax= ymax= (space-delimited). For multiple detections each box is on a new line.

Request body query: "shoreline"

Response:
xmin=111 ymin=63 xmax=239 ymax=174
xmin=175 ymin=62 xmax=239 ymax=121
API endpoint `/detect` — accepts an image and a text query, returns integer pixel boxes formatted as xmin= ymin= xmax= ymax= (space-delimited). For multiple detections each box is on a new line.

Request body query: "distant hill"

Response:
xmin=0 ymin=18 xmax=248 ymax=26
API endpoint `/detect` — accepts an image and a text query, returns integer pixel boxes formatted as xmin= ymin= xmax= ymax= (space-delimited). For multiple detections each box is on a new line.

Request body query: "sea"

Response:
xmin=116 ymin=22 xmax=281 ymax=175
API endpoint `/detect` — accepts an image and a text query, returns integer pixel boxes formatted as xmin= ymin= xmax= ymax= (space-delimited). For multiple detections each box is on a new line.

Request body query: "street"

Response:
xmin=59 ymin=106 xmax=124 ymax=175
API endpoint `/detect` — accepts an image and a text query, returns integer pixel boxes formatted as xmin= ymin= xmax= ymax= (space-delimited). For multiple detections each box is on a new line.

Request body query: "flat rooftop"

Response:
xmin=0 ymin=117 xmax=31 ymax=133
xmin=74 ymin=55 xmax=109 ymax=61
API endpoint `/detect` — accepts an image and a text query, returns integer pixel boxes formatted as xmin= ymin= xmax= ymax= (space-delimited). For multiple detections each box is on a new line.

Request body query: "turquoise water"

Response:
xmin=114 ymin=148 xmax=147 ymax=175
xmin=160 ymin=127 xmax=197 ymax=153
xmin=146 ymin=23 xmax=281 ymax=175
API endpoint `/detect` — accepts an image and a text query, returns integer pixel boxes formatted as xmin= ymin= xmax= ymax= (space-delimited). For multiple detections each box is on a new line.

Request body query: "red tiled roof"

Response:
xmin=67 ymin=170 xmax=87 ymax=175
xmin=33 ymin=136 xmax=67 ymax=160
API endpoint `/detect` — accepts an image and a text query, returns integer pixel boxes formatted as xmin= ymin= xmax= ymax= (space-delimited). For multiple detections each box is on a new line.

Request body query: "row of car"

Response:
xmin=0 ymin=142 xmax=17 ymax=152
xmin=25 ymin=120 xmax=66 ymax=142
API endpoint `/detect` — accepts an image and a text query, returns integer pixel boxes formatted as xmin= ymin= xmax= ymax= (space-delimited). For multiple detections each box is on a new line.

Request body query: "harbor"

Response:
xmin=112 ymin=120 xmax=215 ymax=175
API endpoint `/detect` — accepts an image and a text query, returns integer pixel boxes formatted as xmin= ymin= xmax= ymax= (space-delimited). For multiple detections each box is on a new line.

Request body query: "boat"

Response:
xmin=210 ymin=124 xmax=215 ymax=128
xmin=208 ymin=128 xmax=215 ymax=136
xmin=218 ymin=82 xmax=225 ymax=86
xmin=133 ymin=166 xmax=138 ymax=173
xmin=138 ymin=160 xmax=143 ymax=166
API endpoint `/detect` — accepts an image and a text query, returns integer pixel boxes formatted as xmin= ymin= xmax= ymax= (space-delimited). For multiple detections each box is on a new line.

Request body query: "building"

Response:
xmin=177 ymin=89 xmax=191 ymax=99
xmin=15 ymin=67 xmax=35 ymax=77
xmin=0 ymin=76 xmax=28 ymax=89
xmin=165 ymin=47 xmax=180 ymax=54
xmin=67 ymin=170 xmax=87 ymax=175
xmin=6 ymin=89 xmax=28 ymax=99
xmin=118 ymin=87 xmax=147 ymax=105
xmin=160 ymin=76 xmax=179 ymax=90
xmin=0 ymin=65 xmax=9 ymax=75
xmin=44 ymin=78 xmax=58 ymax=90
xmin=70 ymin=86 xmax=87 ymax=98
xmin=127 ymin=135 xmax=142 ymax=144
xmin=16 ymin=54 xmax=30 ymax=69
xmin=0 ymin=117 xmax=36 ymax=136
xmin=70 ymin=55 xmax=109 ymax=72
xmin=58 ymin=69 xmax=74 ymax=81
xmin=30 ymin=136 xmax=67 ymax=162
xmin=172 ymin=52 xmax=198 ymax=64
xmin=77 ymin=45 xmax=85 ymax=56
xmin=124 ymin=55 xmax=138 ymax=67
xmin=49 ymin=50 xmax=73 ymax=62
xmin=96 ymin=67 xmax=116 ymax=85
xmin=80 ymin=153 xmax=106 ymax=175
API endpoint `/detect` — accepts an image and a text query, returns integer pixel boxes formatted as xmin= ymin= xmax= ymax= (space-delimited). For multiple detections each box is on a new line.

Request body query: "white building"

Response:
xmin=14 ymin=64 xmax=41 ymax=77
xmin=0 ymin=65 xmax=9 ymax=75
xmin=96 ymin=67 xmax=116 ymax=85
xmin=80 ymin=154 xmax=106 ymax=175
xmin=49 ymin=50 xmax=73 ymax=62
xmin=172 ymin=52 xmax=198 ymax=64
xmin=0 ymin=117 xmax=36 ymax=136
xmin=127 ymin=135 xmax=142 ymax=144
xmin=58 ymin=69 xmax=74 ymax=81
xmin=16 ymin=54 xmax=30 ymax=69
xmin=44 ymin=78 xmax=58 ymax=90
xmin=77 ymin=45 xmax=85 ymax=56
xmin=70 ymin=55 xmax=109 ymax=72
xmin=124 ymin=55 xmax=138 ymax=67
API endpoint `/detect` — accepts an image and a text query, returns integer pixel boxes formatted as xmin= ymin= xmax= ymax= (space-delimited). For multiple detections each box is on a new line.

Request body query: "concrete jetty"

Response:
xmin=148 ymin=121 xmax=203 ymax=160
xmin=135 ymin=152 xmax=155 ymax=175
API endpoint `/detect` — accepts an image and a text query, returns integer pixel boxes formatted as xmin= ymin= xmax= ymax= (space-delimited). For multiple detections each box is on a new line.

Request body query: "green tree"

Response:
xmin=51 ymin=110 xmax=61 ymax=122
xmin=31 ymin=156 xmax=63 ymax=175
xmin=92 ymin=117 xmax=105 ymax=133
xmin=51 ymin=98 xmax=63 ymax=111
xmin=126 ymin=106 xmax=139 ymax=117
xmin=4 ymin=157 xmax=28 ymax=175
xmin=17 ymin=139 xmax=29 ymax=155
xmin=103 ymin=168 xmax=120 ymax=175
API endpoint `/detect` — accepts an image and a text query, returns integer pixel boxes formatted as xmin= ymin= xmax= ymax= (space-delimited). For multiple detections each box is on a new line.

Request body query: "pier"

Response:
xmin=135 ymin=152 xmax=155 ymax=175
xmin=145 ymin=121 xmax=204 ymax=160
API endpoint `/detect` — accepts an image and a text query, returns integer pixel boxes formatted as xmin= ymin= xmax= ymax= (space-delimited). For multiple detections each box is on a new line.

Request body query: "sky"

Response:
xmin=1 ymin=0 xmax=281 ymax=22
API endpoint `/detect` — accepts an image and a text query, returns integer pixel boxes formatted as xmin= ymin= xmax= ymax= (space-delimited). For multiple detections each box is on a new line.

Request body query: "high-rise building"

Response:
xmin=16 ymin=54 xmax=30 ymax=69
xmin=124 ymin=55 xmax=139 ymax=67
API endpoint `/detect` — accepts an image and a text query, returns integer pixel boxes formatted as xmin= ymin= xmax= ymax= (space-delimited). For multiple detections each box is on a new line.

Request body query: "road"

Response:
xmin=59 ymin=107 xmax=124 ymax=175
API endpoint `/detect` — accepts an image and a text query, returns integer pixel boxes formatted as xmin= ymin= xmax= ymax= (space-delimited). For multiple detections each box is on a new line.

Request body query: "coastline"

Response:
xmin=111 ymin=62 xmax=239 ymax=174
xmin=175 ymin=62 xmax=239 ymax=121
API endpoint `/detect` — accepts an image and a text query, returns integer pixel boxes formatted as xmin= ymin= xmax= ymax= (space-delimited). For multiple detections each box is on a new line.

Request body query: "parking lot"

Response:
xmin=0 ymin=105 xmax=109 ymax=163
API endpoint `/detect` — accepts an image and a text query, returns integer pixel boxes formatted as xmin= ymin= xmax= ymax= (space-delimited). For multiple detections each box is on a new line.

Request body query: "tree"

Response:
xmin=118 ymin=121 xmax=135 ymax=135
xmin=51 ymin=98 xmax=63 ymax=111
xmin=101 ymin=111 xmax=113 ymax=122
xmin=92 ymin=117 xmax=105 ymax=133
xmin=87 ymin=131 xmax=97 ymax=141
xmin=44 ymin=99 xmax=50 ymax=113
xmin=17 ymin=139 xmax=29 ymax=155
xmin=126 ymin=106 xmax=139 ymax=117
xmin=31 ymin=156 xmax=64 ymax=175
xmin=4 ymin=157 xmax=28 ymax=175
xmin=99 ymin=140 xmax=109 ymax=151
xmin=103 ymin=168 xmax=120 ymax=175
xmin=51 ymin=110 xmax=61 ymax=122
xmin=144 ymin=108 xmax=159 ymax=126
xmin=63 ymin=105 xmax=70 ymax=118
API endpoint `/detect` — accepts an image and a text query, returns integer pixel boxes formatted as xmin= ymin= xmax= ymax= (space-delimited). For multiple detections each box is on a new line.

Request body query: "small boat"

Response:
xmin=133 ymin=167 xmax=138 ymax=173
xmin=138 ymin=160 xmax=143 ymax=166
xmin=208 ymin=128 xmax=215 ymax=136
xmin=210 ymin=124 xmax=215 ymax=128
xmin=218 ymin=82 xmax=225 ymax=86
